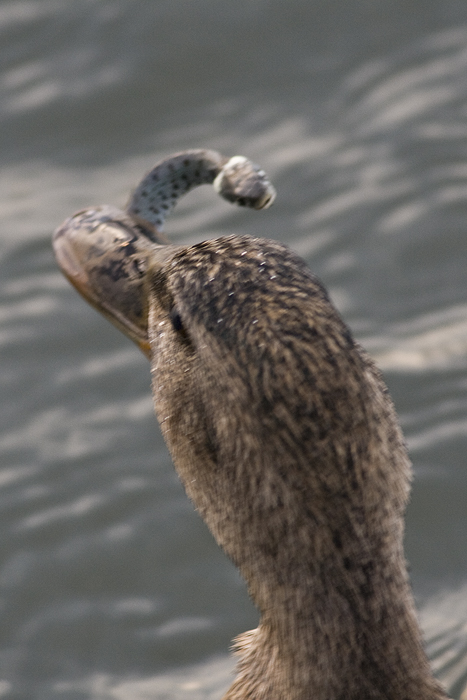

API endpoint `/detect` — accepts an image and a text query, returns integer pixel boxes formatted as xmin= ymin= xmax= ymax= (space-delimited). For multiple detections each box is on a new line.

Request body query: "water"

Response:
xmin=1 ymin=0 xmax=467 ymax=697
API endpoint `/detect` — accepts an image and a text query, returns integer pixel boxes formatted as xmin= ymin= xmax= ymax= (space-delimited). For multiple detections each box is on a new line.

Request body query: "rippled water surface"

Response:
xmin=2 ymin=1 xmax=467 ymax=698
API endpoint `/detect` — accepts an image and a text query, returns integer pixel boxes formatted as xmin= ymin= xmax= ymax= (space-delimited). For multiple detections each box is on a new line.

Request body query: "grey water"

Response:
xmin=1 ymin=0 xmax=467 ymax=697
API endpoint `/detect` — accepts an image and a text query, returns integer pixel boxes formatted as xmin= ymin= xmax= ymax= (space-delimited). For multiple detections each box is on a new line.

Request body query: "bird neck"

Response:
xmin=155 ymin=363 xmax=449 ymax=700
xmin=224 ymin=520 xmax=446 ymax=700
xmin=195 ymin=414 xmax=447 ymax=700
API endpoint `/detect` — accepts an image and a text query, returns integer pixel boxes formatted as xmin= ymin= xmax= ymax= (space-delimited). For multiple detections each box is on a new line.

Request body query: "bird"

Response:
xmin=53 ymin=149 xmax=450 ymax=700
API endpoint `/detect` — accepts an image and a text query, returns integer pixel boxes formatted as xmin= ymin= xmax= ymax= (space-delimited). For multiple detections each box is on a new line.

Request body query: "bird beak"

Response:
xmin=52 ymin=206 xmax=174 ymax=359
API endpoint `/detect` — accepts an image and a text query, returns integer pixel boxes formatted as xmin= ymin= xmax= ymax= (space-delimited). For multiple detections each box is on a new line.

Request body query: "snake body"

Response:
xmin=127 ymin=149 xmax=276 ymax=235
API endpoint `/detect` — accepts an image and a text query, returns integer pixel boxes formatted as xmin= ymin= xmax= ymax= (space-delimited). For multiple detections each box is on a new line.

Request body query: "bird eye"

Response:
xmin=170 ymin=307 xmax=185 ymax=334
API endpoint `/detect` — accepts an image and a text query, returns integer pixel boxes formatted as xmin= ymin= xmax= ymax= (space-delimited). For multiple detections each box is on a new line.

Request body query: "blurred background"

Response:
xmin=1 ymin=0 xmax=467 ymax=697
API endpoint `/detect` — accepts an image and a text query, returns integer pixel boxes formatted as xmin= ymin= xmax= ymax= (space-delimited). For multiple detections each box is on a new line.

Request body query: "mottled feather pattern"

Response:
xmin=146 ymin=234 xmax=446 ymax=700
